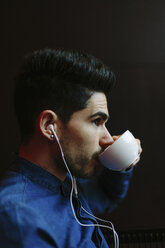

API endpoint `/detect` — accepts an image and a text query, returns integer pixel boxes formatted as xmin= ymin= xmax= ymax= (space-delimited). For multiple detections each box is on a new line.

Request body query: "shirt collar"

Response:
xmin=11 ymin=156 xmax=71 ymax=195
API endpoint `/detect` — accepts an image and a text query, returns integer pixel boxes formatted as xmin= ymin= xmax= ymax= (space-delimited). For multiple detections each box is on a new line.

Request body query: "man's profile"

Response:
xmin=0 ymin=49 xmax=142 ymax=247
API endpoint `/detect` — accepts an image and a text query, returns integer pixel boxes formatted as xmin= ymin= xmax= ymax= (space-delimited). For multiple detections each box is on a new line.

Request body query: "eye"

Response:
xmin=92 ymin=118 xmax=103 ymax=126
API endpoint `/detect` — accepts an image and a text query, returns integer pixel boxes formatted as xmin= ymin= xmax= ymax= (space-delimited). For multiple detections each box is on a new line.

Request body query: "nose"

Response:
xmin=99 ymin=127 xmax=114 ymax=149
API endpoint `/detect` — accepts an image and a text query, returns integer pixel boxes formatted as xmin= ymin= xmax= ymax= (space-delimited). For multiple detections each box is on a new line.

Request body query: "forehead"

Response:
xmin=86 ymin=92 xmax=108 ymax=114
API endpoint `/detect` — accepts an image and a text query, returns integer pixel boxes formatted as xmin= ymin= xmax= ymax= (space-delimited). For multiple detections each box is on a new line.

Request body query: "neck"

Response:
xmin=19 ymin=138 xmax=66 ymax=181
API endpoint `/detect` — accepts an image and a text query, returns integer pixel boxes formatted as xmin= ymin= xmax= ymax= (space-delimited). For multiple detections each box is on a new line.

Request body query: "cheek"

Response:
xmin=64 ymin=122 xmax=100 ymax=152
xmin=74 ymin=126 xmax=97 ymax=147
xmin=65 ymin=123 xmax=87 ymax=144
xmin=80 ymin=130 xmax=100 ymax=155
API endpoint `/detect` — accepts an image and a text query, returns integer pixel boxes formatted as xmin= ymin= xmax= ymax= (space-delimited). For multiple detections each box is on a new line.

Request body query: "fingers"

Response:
xmin=136 ymin=138 xmax=142 ymax=155
xmin=132 ymin=156 xmax=140 ymax=166
xmin=126 ymin=156 xmax=140 ymax=170
xmin=130 ymin=138 xmax=142 ymax=167
xmin=112 ymin=135 xmax=120 ymax=141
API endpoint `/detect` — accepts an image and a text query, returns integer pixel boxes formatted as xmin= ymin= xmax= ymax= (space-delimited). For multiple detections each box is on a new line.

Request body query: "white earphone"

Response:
xmin=47 ymin=123 xmax=119 ymax=247
xmin=48 ymin=124 xmax=59 ymax=142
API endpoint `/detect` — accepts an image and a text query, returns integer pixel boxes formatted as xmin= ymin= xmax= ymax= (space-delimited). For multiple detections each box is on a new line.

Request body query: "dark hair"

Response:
xmin=14 ymin=48 xmax=115 ymax=141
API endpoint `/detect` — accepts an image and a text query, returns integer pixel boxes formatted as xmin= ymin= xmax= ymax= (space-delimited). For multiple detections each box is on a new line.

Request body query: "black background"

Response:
xmin=0 ymin=0 xmax=165 ymax=229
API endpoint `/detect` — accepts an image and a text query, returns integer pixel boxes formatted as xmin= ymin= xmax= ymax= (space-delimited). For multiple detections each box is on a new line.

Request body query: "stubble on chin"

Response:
xmin=54 ymin=149 xmax=104 ymax=179
xmin=65 ymin=151 xmax=104 ymax=179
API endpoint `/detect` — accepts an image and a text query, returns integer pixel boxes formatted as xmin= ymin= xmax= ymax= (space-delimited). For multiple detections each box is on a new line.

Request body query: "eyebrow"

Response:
xmin=89 ymin=111 xmax=109 ymax=121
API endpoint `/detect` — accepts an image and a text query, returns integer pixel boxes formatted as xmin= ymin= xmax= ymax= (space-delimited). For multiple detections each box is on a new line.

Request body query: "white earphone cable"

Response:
xmin=51 ymin=126 xmax=119 ymax=248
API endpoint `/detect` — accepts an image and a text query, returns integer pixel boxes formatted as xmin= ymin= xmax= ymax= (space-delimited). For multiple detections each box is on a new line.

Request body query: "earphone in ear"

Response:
xmin=48 ymin=124 xmax=55 ymax=133
xmin=47 ymin=124 xmax=119 ymax=247
xmin=48 ymin=124 xmax=59 ymax=142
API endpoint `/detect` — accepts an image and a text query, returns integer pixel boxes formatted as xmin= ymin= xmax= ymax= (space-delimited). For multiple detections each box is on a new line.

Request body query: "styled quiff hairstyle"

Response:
xmin=14 ymin=48 xmax=115 ymax=141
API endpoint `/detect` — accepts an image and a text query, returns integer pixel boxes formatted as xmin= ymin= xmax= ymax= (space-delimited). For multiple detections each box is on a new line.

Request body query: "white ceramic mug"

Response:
xmin=98 ymin=130 xmax=139 ymax=171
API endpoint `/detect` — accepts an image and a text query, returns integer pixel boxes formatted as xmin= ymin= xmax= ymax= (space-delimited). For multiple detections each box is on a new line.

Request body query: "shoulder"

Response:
xmin=0 ymin=170 xmax=27 ymax=206
xmin=0 ymin=201 xmax=41 ymax=224
xmin=0 ymin=202 xmax=58 ymax=247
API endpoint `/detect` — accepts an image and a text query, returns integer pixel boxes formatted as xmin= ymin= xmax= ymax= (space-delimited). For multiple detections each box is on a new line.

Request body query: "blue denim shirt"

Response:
xmin=0 ymin=157 xmax=134 ymax=247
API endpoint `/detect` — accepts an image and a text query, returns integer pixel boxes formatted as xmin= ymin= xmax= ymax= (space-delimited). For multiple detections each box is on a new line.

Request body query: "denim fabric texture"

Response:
xmin=0 ymin=156 xmax=133 ymax=247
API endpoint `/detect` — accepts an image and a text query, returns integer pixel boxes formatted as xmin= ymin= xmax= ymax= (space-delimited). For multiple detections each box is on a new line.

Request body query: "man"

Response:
xmin=0 ymin=49 xmax=142 ymax=247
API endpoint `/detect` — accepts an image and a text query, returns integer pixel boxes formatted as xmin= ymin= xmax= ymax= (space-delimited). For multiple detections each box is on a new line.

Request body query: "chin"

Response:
xmin=75 ymin=162 xmax=104 ymax=179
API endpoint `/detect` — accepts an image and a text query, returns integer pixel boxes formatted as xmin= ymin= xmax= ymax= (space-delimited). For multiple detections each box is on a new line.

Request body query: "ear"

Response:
xmin=37 ymin=110 xmax=59 ymax=140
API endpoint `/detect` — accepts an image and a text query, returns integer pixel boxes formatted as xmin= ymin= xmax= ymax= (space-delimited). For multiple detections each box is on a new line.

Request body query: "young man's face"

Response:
xmin=58 ymin=92 xmax=114 ymax=178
